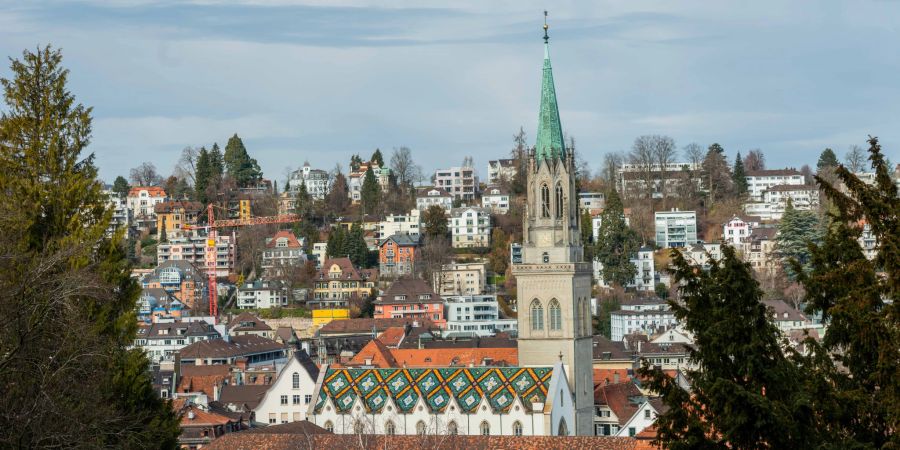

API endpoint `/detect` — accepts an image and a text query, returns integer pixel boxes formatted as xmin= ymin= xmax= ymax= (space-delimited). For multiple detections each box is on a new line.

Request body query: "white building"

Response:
xmin=443 ymin=295 xmax=517 ymax=336
xmin=253 ymin=350 xmax=320 ymax=425
xmin=434 ymin=166 xmax=478 ymax=201
xmin=679 ymin=242 xmax=722 ymax=270
xmin=745 ymin=169 xmax=804 ymax=201
xmin=654 ymin=209 xmax=698 ymax=248
xmin=722 ymin=215 xmax=760 ymax=246
xmin=449 ymin=207 xmax=492 ymax=248
xmin=349 ymin=162 xmax=391 ymax=203
xmin=591 ymin=215 xmax=630 ymax=243
xmin=593 ymin=246 xmax=656 ymax=292
xmin=104 ymin=188 xmax=132 ymax=237
xmin=610 ymin=298 xmax=677 ymax=342
xmin=481 ymin=185 xmax=511 ymax=214
xmin=432 ymin=262 xmax=487 ymax=296
xmin=486 ymin=159 xmax=516 ymax=185
xmin=378 ymin=209 xmax=421 ymax=240
xmin=134 ymin=317 xmax=220 ymax=363
xmin=288 ymin=162 xmax=330 ymax=200
xmin=744 ymin=185 xmax=820 ymax=221
xmin=617 ymin=162 xmax=702 ymax=200
xmin=578 ymin=192 xmax=605 ymax=215
xmin=126 ymin=186 xmax=167 ymax=223
xmin=311 ymin=242 xmax=328 ymax=268
xmin=858 ymin=221 xmax=877 ymax=260
xmin=593 ymin=380 xmax=664 ymax=437
xmin=415 ymin=187 xmax=453 ymax=211
xmin=237 ymin=280 xmax=289 ymax=309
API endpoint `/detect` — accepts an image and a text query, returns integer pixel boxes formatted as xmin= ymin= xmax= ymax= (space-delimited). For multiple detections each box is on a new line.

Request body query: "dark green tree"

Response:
xmin=194 ymin=146 xmax=211 ymax=204
xmin=360 ymin=166 xmax=381 ymax=215
xmin=292 ymin=182 xmax=311 ymax=218
xmin=208 ymin=142 xmax=224 ymax=179
xmin=638 ymin=247 xmax=820 ymax=449
xmin=345 ymin=222 xmax=369 ymax=267
xmin=703 ymin=143 xmax=733 ymax=203
xmin=421 ymin=204 xmax=448 ymax=238
xmin=580 ymin=210 xmax=594 ymax=260
xmin=223 ymin=133 xmax=261 ymax=187
xmin=797 ymin=136 xmax=900 ymax=448
xmin=775 ymin=200 xmax=820 ymax=278
xmin=732 ymin=151 xmax=748 ymax=196
xmin=0 ymin=45 xmax=179 ymax=448
xmin=350 ymin=154 xmax=363 ymax=172
xmin=594 ymin=296 xmax=620 ymax=338
xmin=593 ymin=189 xmax=639 ymax=287
xmin=817 ymin=148 xmax=839 ymax=172
xmin=326 ymin=225 xmax=346 ymax=258
xmin=371 ymin=148 xmax=384 ymax=167
xmin=112 ymin=175 xmax=130 ymax=196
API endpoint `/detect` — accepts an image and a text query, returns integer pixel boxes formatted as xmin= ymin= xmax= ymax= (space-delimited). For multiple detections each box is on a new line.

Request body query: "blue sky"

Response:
xmin=1 ymin=0 xmax=898 ymax=184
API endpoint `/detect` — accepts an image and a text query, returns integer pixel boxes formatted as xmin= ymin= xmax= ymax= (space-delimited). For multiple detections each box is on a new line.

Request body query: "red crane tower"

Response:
xmin=184 ymin=204 xmax=301 ymax=319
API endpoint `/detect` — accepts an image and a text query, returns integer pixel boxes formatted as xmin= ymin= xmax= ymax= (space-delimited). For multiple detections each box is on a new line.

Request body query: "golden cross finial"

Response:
xmin=543 ymin=10 xmax=549 ymax=43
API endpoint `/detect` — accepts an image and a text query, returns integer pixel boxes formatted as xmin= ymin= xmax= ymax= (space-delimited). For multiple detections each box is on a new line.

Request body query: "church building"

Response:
xmin=306 ymin=19 xmax=595 ymax=437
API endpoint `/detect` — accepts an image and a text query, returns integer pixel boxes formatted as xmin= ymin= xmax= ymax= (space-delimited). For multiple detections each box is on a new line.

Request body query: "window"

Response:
xmin=280 ymin=395 xmax=288 ymax=405
xmin=513 ymin=420 xmax=523 ymax=436
xmin=480 ymin=421 xmax=490 ymax=436
xmin=549 ymin=299 xmax=562 ymax=331
xmin=530 ymin=299 xmax=544 ymax=331
xmin=416 ymin=421 xmax=426 ymax=435
xmin=293 ymin=395 xmax=301 ymax=405
xmin=558 ymin=418 xmax=568 ymax=436
xmin=629 ymin=427 xmax=636 ymax=437
xmin=324 ymin=421 xmax=333 ymax=433
xmin=555 ymin=182 xmax=564 ymax=219
xmin=385 ymin=421 xmax=395 ymax=435
xmin=304 ymin=394 xmax=312 ymax=404
xmin=645 ymin=409 xmax=652 ymax=419
xmin=292 ymin=372 xmax=300 ymax=389
xmin=448 ymin=421 xmax=458 ymax=435
xmin=541 ymin=184 xmax=550 ymax=218
xmin=269 ymin=413 xmax=276 ymax=424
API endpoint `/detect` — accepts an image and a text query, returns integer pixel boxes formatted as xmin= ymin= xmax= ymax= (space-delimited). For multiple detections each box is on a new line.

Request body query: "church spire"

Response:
xmin=535 ymin=11 xmax=566 ymax=164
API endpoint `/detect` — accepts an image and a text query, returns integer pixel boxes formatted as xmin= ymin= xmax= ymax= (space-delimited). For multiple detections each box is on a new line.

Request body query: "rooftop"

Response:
xmin=178 ymin=335 xmax=286 ymax=360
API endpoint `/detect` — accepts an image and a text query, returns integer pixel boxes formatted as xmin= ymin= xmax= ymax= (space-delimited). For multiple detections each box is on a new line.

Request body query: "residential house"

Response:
xmin=858 ymin=220 xmax=877 ymax=260
xmin=679 ymin=242 xmax=722 ymax=270
xmin=134 ymin=318 xmax=220 ymax=363
xmin=252 ymin=350 xmax=320 ymax=425
xmin=227 ymin=311 xmax=275 ymax=339
xmin=154 ymin=200 xmax=203 ymax=239
xmin=763 ymin=300 xmax=822 ymax=335
xmin=432 ymin=261 xmax=487 ymax=296
xmin=654 ymin=209 xmax=698 ymax=248
xmin=745 ymin=169 xmax=804 ymax=201
xmin=178 ymin=335 xmax=289 ymax=366
xmin=348 ymin=161 xmax=391 ymax=204
xmin=434 ymin=166 xmax=478 ymax=201
xmin=288 ymin=162 xmax=330 ymax=200
xmin=178 ymin=403 xmax=245 ymax=448
xmin=444 ymin=295 xmax=517 ymax=336
xmin=617 ymin=162 xmax=703 ymax=200
xmin=311 ymin=258 xmax=376 ymax=308
xmin=126 ymin=186 xmax=167 ymax=226
xmin=373 ymin=277 xmax=446 ymax=328
xmin=237 ymin=280 xmax=289 ymax=310
xmin=104 ymin=188 xmax=133 ymax=238
xmin=591 ymin=336 xmax=635 ymax=386
xmin=377 ymin=209 xmax=421 ymax=240
xmin=311 ymin=242 xmax=328 ymax=268
xmin=744 ymin=185 xmax=819 ymax=221
xmin=578 ymin=192 xmax=606 ymax=215
xmin=722 ymin=215 xmax=761 ymax=246
xmin=593 ymin=380 xmax=665 ymax=437
xmin=262 ymin=230 xmax=307 ymax=276
xmin=378 ymin=234 xmax=419 ymax=278
xmin=594 ymin=246 xmax=656 ymax=292
xmin=448 ymin=206 xmax=491 ymax=248
xmin=142 ymin=260 xmax=206 ymax=310
xmin=738 ymin=227 xmax=778 ymax=275
xmin=415 ymin=187 xmax=453 ymax=211
xmin=486 ymin=158 xmax=516 ymax=185
xmin=610 ymin=297 xmax=676 ymax=342
xmin=481 ymin=185 xmax=511 ymax=214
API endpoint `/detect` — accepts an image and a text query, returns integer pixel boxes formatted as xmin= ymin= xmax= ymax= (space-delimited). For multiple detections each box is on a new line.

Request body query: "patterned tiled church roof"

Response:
xmin=315 ymin=366 xmax=553 ymax=415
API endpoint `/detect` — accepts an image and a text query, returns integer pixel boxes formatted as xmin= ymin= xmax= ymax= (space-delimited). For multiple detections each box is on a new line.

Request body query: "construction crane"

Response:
xmin=184 ymin=204 xmax=301 ymax=319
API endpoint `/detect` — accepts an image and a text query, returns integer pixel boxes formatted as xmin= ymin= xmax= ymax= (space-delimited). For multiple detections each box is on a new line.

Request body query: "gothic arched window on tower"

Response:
xmin=530 ymin=299 xmax=544 ymax=331
xmin=541 ymin=183 xmax=551 ymax=218
xmin=555 ymin=182 xmax=564 ymax=219
xmin=549 ymin=299 xmax=562 ymax=331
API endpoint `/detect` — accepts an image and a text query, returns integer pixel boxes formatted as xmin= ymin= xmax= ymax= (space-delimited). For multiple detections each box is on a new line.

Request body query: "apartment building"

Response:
xmin=486 ymin=159 xmax=517 ymax=185
xmin=415 ymin=187 xmax=453 ymax=211
xmin=444 ymin=295 xmax=517 ymax=336
xmin=432 ymin=262 xmax=487 ymax=296
xmin=288 ymin=162 xmax=330 ymax=200
xmin=434 ymin=166 xmax=477 ymax=201
xmin=745 ymin=169 xmax=804 ymax=201
xmin=481 ymin=185 xmax=511 ymax=214
xmin=654 ymin=209 xmax=698 ymax=248
xmin=448 ymin=206 xmax=492 ymax=248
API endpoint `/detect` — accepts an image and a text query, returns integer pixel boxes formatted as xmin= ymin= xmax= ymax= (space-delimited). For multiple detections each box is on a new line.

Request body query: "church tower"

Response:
xmin=513 ymin=17 xmax=594 ymax=436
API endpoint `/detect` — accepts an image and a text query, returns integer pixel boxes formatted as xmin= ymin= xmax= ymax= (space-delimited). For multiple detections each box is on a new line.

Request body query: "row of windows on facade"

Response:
xmin=539 ymin=183 xmax=566 ymax=219
xmin=529 ymin=298 xmax=591 ymax=334
xmin=278 ymin=394 xmax=313 ymax=406
xmin=321 ymin=419 xmax=524 ymax=436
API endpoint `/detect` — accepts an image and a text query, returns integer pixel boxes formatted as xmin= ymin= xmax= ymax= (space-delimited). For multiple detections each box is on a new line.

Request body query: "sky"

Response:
xmin=1 ymin=0 xmax=899 ymax=184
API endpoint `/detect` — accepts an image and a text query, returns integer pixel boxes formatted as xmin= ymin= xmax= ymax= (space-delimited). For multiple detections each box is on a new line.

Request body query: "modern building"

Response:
xmin=481 ymin=185 xmax=511 ymax=214
xmin=177 ymin=334 xmax=289 ymax=366
xmin=156 ymin=232 xmax=237 ymax=278
xmin=654 ymin=209 xmax=698 ymax=248
xmin=373 ymin=277 xmax=446 ymax=328
xmin=252 ymin=350 xmax=320 ymax=425
xmin=744 ymin=184 xmax=820 ymax=221
xmin=444 ymin=295 xmax=517 ymax=336
xmin=432 ymin=262 xmax=487 ymax=296
xmin=310 ymin=242 xmax=327 ymax=268
xmin=141 ymin=260 xmax=207 ymax=310
xmin=154 ymin=200 xmax=204 ymax=239
xmin=617 ymin=162 xmax=702 ymax=200
xmin=104 ymin=188 xmax=133 ymax=237
xmin=578 ymin=192 xmax=606 ymax=215
xmin=415 ymin=187 xmax=453 ymax=211
xmin=610 ymin=298 xmax=677 ymax=342
xmin=593 ymin=246 xmax=656 ymax=291
xmin=448 ymin=206 xmax=492 ymax=248
xmin=377 ymin=209 xmax=421 ymax=240
xmin=434 ymin=166 xmax=478 ymax=201
xmin=377 ymin=234 xmax=419 ymax=278
xmin=486 ymin=158 xmax=517 ymax=185
xmin=237 ymin=280 xmax=289 ymax=309
xmin=288 ymin=162 xmax=330 ymax=200
xmin=262 ymin=230 xmax=307 ymax=276
xmin=745 ymin=169 xmax=804 ymax=201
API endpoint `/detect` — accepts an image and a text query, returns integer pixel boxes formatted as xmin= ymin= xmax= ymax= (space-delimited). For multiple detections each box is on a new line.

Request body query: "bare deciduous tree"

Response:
xmin=683 ymin=142 xmax=705 ymax=167
xmin=129 ymin=161 xmax=163 ymax=186
xmin=390 ymin=146 xmax=423 ymax=188
xmin=845 ymin=145 xmax=866 ymax=173
xmin=174 ymin=146 xmax=199 ymax=185
xmin=743 ymin=149 xmax=766 ymax=172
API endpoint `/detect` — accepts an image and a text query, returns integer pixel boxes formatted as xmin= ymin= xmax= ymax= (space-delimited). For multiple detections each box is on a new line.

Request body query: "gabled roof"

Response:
xmin=415 ymin=186 xmax=452 ymax=198
xmin=315 ymin=257 xmax=368 ymax=282
xmin=317 ymin=317 xmax=433 ymax=335
xmin=765 ymin=184 xmax=816 ymax=192
xmin=128 ymin=186 xmax=166 ymax=197
xmin=762 ymin=299 xmax=807 ymax=322
xmin=243 ymin=420 xmax=330 ymax=435
xmin=375 ymin=277 xmax=441 ymax=305
xmin=178 ymin=364 xmax=231 ymax=397
xmin=265 ymin=230 xmax=302 ymax=249
xmin=228 ymin=311 xmax=273 ymax=332
xmin=593 ymin=335 xmax=634 ymax=360
xmin=209 ymin=434 xmax=643 ymax=449
xmin=179 ymin=404 xmax=236 ymax=427
xmin=594 ymin=380 xmax=645 ymax=426
xmin=379 ymin=233 xmax=420 ymax=247
xmin=178 ymin=335 xmax=286 ymax=360
xmin=218 ymin=384 xmax=270 ymax=411
xmin=348 ymin=339 xmax=518 ymax=368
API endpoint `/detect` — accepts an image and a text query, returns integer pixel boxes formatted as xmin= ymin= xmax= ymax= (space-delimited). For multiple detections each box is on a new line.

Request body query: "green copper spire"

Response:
xmin=535 ymin=13 xmax=566 ymax=164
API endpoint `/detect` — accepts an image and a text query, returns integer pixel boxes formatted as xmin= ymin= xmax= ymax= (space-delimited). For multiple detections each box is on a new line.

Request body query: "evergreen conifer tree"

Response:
xmin=223 ymin=134 xmax=261 ymax=187
xmin=360 ymin=166 xmax=381 ymax=215
xmin=371 ymin=148 xmax=384 ymax=167
xmin=593 ymin=189 xmax=639 ymax=287
xmin=0 ymin=45 xmax=179 ymax=448
xmin=326 ymin=226 xmax=346 ymax=258
xmin=112 ymin=175 xmax=130 ymax=196
xmin=732 ymin=151 xmax=748 ymax=195
xmin=209 ymin=142 xmax=224 ymax=179
xmin=345 ymin=223 xmax=368 ymax=267
xmin=817 ymin=148 xmax=839 ymax=171
xmin=194 ymin=146 xmax=211 ymax=203
xmin=775 ymin=199 xmax=820 ymax=277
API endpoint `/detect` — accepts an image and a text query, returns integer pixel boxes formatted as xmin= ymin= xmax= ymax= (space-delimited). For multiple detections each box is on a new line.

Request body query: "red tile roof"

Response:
xmin=128 ymin=186 xmax=166 ymax=197
xmin=266 ymin=230 xmax=303 ymax=249
xmin=178 ymin=364 xmax=231 ymax=397
xmin=595 ymin=381 xmax=644 ymax=426
xmin=348 ymin=339 xmax=518 ymax=368
xmin=377 ymin=326 xmax=407 ymax=347
xmin=179 ymin=404 xmax=235 ymax=427
xmin=209 ymin=434 xmax=644 ymax=450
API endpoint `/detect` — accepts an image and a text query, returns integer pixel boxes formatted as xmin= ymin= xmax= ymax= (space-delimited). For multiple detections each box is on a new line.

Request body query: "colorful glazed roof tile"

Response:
xmin=315 ymin=366 xmax=553 ymax=415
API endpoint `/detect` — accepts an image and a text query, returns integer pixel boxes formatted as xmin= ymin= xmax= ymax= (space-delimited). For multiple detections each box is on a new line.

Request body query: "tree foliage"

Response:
xmin=743 ymin=149 xmax=766 ymax=171
xmin=129 ymin=161 xmax=163 ymax=186
xmin=421 ymin=204 xmax=448 ymax=238
xmin=817 ymin=148 xmax=839 ymax=172
xmin=702 ymin=143 xmax=733 ymax=204
xmin=223 ymin=133 xmax=261 ymax=187
xmin=775 ymin=200 xmax=820 ymax=278
xmin=360 ymin=166 xmax=381 ymax=215
xmin=593 ymin=189 xmax=639 ymax=287
xmin=371 ymin=148 xmax=384 ymax=167
xmin=112 ymin=175 xmax=130 ymax=196
xmin=0 ymin=45 xmax=179 ymax=448
xmin=731 ymin=152 xmax=748 ymax=196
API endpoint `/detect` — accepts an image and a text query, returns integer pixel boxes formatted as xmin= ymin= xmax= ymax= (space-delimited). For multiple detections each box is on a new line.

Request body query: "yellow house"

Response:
xmin=154 ymin=201 xmax=204 ymax=239
xmin=310 ymin=257 xmax=377 ymax=326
